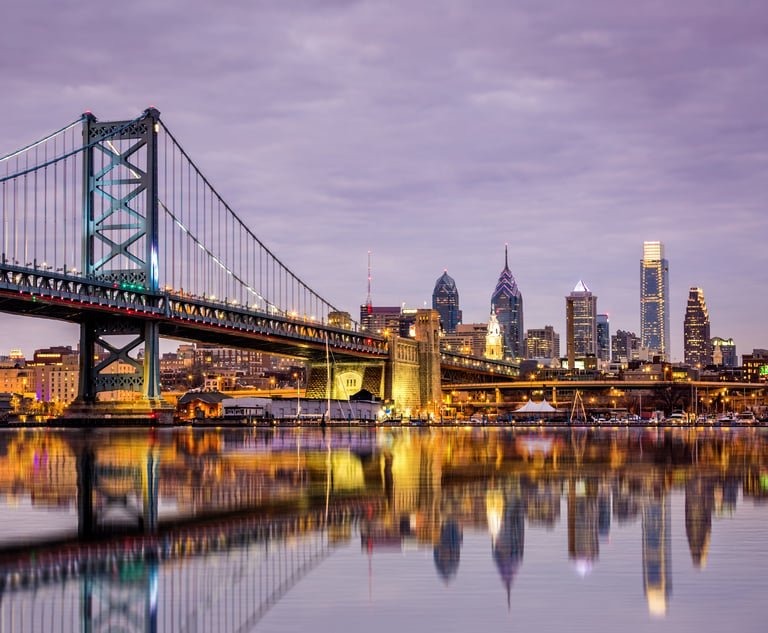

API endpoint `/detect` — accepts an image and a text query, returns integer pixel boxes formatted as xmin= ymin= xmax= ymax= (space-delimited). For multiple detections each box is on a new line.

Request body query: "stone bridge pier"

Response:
xmin=307 ymin=309 xmax=443 ymax=417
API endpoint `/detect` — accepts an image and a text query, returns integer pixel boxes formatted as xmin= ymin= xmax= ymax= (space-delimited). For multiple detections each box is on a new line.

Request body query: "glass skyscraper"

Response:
xmin=432 ymin=270 xmax=462 ymax=333
xmin=640 ymin=241 xmax=669 ymax=360
xmin=684 ymin=287 xmax=711 ymax=368
xmin=596 ymin=314 xmax=610 ymax=362
xmin=565 ymin=280 xmax=597 ymax=369
xmin=491 ymin=246 xmax=524 ymax=359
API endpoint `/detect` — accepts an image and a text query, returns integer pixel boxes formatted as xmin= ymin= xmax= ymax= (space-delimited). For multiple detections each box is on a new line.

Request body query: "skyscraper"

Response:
xmin=684 ymin=287 xmax=711 ymax=368
xmin=491 ymin=245 xmax=524 ymax=359
xmin=596 ymin=314 xmax=610 ymax=362
xmin=565 ymin=280 xmax=597 ymax=369
xmin=640 ymin=241 xmax=669 ymax=360
xmin=432 ymin=270 xmax=462 ymax=333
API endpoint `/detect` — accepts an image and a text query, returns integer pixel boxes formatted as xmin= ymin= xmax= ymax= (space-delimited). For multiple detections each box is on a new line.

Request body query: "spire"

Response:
xmin=504 ymin=243 xmax=509 ymax=270
xmin=366 ymin=250 xmax=372 ymax=314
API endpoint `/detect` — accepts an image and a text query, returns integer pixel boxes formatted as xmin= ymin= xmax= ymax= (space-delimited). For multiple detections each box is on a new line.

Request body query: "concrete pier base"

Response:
xmin=62 ymin=399 xmax=175 ymax=425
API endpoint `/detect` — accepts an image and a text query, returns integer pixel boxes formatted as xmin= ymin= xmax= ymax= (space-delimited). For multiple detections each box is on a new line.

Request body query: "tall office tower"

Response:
xmin=640 ymin=241 xmax=669 ymax=360
xmin=432 ymin=270 xmax=462 ymax=333
xmin=491 ymin=245 xmax=524 ymax=359
xmin=596 ymin=314 xmax=610 ymax=362
xmin=525 ymin=325 xmax=560 ymax=360
xmin=711 ymin=337 xmax=737 ymax=368
xmin=565 ymin=280 xmax=598 ymax=369
xmin=684 ymin=287 xmax=711 ymax=368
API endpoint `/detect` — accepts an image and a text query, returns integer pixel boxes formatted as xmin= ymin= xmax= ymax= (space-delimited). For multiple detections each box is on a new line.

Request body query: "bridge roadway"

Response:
xmin=0 ymin=262 xmax=521 ymax=382
xmin=447 ymin=379 xmax=766 ymax=393
xmin=0 ymin=262 xmax=387 ymax=362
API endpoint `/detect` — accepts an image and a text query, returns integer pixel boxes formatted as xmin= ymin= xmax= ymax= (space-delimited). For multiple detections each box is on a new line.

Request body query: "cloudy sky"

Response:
xmin=1 ymin=0 xmax=766 ymax=361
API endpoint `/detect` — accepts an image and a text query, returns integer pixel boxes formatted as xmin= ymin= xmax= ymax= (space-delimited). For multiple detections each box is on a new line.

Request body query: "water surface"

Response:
xmin=0 ymin=426 xmax=765 ymax=632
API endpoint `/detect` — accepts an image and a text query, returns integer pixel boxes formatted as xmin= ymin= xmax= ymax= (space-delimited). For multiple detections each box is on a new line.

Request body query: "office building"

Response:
xmin=360 ymin=305 xmax=401 ymax=337
xmin=596 ymin=314 xmax=610 ymax=362
xmin=566 ymin=280 xmax=598 ymax=369
xmin=612 ymin=330 xmax=642 ymax=362
xmin=742 ymin=349 xmax=768 ymax=383
xmin=711 ymin=337 xmax=737 ymax=368
xmin=683 ymin=288 xmax=711 ymax=368
xmin=640 ymin=241 xmax=670 ymax=360
xmin=525 ymin=326 xmax=560 ymax=361
xmin=442 ymin=323 xmax=488 ymax=357
xmin=491 ymin=245 xmax=524 ymax=359
xmin=432 ymin=270 xmax=462 ymax=333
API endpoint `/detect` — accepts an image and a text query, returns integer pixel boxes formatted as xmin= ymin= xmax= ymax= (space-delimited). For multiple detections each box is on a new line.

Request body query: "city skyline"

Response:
xmin=1 ymin=1 xmax=766 ymax=360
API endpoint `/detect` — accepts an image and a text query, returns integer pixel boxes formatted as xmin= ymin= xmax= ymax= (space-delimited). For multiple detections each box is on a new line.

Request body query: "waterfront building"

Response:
xmin=640 ymin=241 xmax=670 ymax=360
xmin=742 ymin=349 xmax=768 ymax=383
xmin=525 ymin=326 xmax=560 ymax=361
xmin=432 ymin=270 xmax=462 ymax=333
xmin=565 ymin=280 xmax=597 ymax=369
xmin=34 ymin=363 xmax=79 ymax=404
xmin=0 ymin=367 xmax=35 ymax=397
xmin=612 ymin=330 xmax=642 ymax=362
xmin=491 ymin=245 xmax=524 ymax=359
xmin=597 ymin=314 xmax=610 ymax=362
xmin=485 ymin=310 xmax=504 ymax=360
xmin=711 ymin=337 xmax=737 ymax=368
xmin=684 ymin=288 xmax=711 ymax=368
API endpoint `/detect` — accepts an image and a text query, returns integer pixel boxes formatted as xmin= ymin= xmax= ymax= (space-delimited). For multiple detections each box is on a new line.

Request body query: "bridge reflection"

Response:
xmin=0 ymin=427 xmax=767 ymax=629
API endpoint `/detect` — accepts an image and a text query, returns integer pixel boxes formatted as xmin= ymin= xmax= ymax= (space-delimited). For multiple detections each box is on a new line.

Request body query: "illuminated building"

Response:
xmin=684 ymin=288 xmax=711 ymax=368
xmin=525 ymin=326 xmax=560 ymax=361
xmin=485 ymin=310 xmax=503 ymax=360
xmin=442 ymin=323 xmax=487 ymax=357
xmin=359 ymin=305 xmax=401 ymax=336
xmin=565 ymin=280 xmax=597 ymax=369
xmin=432 ymin=270 xmax=462 ymax=333
xmin=328 ymin=311 xmax=353 ymax=330
xmin=29 ymin=346 xmax=76 ymax=366
xmin=742 ymin=349 xmax=768 ymax=383
xmin=491 ymin=245 xmax=524 ymax=359
xmin=711 ymin=337 xmax=737 ymax=368
xmin=640 ymin=241 xmax=669 ymax=360
xmin=597 ymin=314 xmax=610 ymax=362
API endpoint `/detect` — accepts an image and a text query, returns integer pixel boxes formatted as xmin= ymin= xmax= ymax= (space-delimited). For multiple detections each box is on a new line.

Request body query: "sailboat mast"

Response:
xmin=325 ymin=333 xmax=331 ymax=422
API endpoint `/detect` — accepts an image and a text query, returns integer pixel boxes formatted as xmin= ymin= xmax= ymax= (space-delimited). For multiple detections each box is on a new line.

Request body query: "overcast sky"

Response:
xmin=1 ymin=0 xmax=766 ymax=361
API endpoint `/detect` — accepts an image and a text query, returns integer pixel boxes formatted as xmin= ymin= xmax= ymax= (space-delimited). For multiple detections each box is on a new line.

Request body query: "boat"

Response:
xmin=736 ymin=411 xmax=756 ymax=424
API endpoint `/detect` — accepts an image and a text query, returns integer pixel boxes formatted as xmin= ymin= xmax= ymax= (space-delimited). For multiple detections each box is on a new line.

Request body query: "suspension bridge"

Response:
xmin=0 ymin=109 xmax=516 ymax=422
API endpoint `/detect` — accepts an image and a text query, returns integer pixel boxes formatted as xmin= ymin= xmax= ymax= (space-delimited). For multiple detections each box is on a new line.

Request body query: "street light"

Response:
xmin=293 ymin=372 xmax=301 ymax=419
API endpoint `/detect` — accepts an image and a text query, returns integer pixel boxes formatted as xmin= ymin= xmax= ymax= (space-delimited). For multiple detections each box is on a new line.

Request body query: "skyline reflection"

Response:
xmin=0 ymin=427 xmax=767 ymax=631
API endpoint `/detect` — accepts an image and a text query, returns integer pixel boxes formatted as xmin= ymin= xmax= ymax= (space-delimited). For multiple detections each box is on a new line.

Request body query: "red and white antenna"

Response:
xmin=366 ymin=250 xmax=373 ymax=314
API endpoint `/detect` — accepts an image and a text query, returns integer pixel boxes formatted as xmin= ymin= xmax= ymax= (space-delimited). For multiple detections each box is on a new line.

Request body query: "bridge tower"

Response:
xmin=67 ymin=109 xmax=172 ymax=422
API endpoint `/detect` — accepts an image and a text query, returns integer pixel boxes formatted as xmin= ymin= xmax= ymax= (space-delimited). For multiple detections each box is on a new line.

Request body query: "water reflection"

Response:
xmin=0 ymin=427 xmax=767 ymax=631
